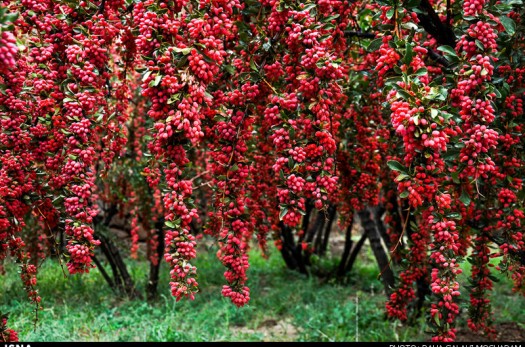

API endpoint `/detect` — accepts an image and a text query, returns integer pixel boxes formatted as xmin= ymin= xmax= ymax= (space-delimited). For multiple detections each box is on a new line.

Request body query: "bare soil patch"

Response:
xmin=231 ymin=318 xmax=299 ymax=341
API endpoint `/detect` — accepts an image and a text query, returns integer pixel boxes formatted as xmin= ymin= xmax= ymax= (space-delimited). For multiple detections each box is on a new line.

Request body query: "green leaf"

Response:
xmin=288 ymin=157 xmax=294 ymax=169
xmin=492 ymin=87 xmax=502 ymax=99
xmin=302 ymin=3 xmax=317 ymax=11
xmin=401 ymin=22 xmax=418 ymax=31
xmin=167 ymin=93 xmax=181 ymax=104
xmin=446 ymin=212 xmax=462 ymax=220
xmin=451 ymin=171 xmax=460 ymax=184
xmin=475 ymin=40 xmax=485 ymax=51
xmin=437 ymin=45 xmax=456 ymax=56
xmin=279 ymin=207 xmax=289 ymax=221
xmin=434 ymin=314 xmax=440 ymax=327
xmin=151 ymin=74 xmax=162 ymax=87
xmin=250 ymin=59 xmax=258 ymax=71
xmin=399 ymin=190 xmax=409 ymax=199
xmin=224 ymin=65 xmax=235 ymax=75
xmin=396 ymin=89 xmax=412 ymax=100
xmin=4 ymin=12 xmax=19 ymax=23
xmin=405 ymin=0 xmax=420 ymax=8
xmin=395 ymin=173 xmax=410 ymax=182
xmin=165 ymin=220 xmax=175 ymax=228
xmin=387 ymin=160 xmax=407 ymax=173
xmin=142 ymin=70 xmax=152 ymax=82
xmin=403 ymin=44 xmax=413 ymax=65
xmin=173 ymin=47 xmax=192 ymax=55
xmin=176 ymin=55 xmax=188 ymax=68
xmin=459 ymin=190 xmax=471 ymax=206
xmin=367 ymin=38 xmax=383 ymax=52
xmin=414 ymin=67 xmax=428 ymax=76
xmin=488 ymin=274 xmax=500 ymax=282
xmin=500 ymin=16 xmax=516 ymax=36
xmin=324 ymin=14 xmax=340 ymax=22
xmin=437 ymin=45 xmax=458 ymax=61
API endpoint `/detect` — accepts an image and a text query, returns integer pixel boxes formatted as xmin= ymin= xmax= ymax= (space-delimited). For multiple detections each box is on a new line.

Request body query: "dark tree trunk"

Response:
xmin=92 ymin=254 xmax=115 ymax=290
xmin=279 ymin=221 xmax=299 ymax=271
xmin=59 ymin=229 xmax=65 ymax=254
xmin=405 ymin=212 xmax=429 ymax=317
xmin=147 ymin=220 xmax=165 ymax=301
xmin=91 ymin=203 xmax=142 ymax=299
xmin=305 ymin=211 xmax=325 ymax=244
xmin=98 ymin=235 xmax=123 ymax=290
xmin=98 ymin=233 xmax=143 ymax=299
xmin=343 ymin=229 xmax=368 ymax=276
xmin=373 ymin=206 xmax=391 ymax=250
xmin=320 ymin=205 xmax=337 ymax=256
xmin=415 ymin=276 xmax=431 ymax=318
xmin=337 ymin=219 xmax=354 ymax=277
xmin=388 ymin=192 xmax=406 ymax=256
xmin=358 ymin=207 xmax=395 ymax=296
xmin=304 ymin=211 xmax=326 ymax=266
xmin=298 ymin=200 xmax=314 ymax=244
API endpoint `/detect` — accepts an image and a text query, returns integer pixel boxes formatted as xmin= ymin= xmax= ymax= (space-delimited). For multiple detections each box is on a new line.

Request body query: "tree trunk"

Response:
xmin=92 ymin=254 xmax=115 ymax=291
xmin=320 ymin=205 xmax=337 ymax=256
xmin=373 ymin=205 xmax=391 ymax=250
xmin=343 ymin=229 xmax=368 ymax=276
xmin=98 ymin=233 xmax=142 ymax=299
xmin=337 ymin=218 xmax=354 ymax=277
xmin=147 ymin=220 xmax=165 ymax=301
xmin=98 ymin=236 xmax=123 ymax=290
xmin=358 ymin=207 xmax=395 ymax=296
xmin=303 ymin=211 xmax=326 ymax=266
xmin=279 ymin=221 xmax=299 ymax=271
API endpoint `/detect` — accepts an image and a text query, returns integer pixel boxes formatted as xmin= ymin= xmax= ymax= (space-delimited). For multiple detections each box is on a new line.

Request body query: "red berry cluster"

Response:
xmin=0 ymin=313 xmax=18 ymax=343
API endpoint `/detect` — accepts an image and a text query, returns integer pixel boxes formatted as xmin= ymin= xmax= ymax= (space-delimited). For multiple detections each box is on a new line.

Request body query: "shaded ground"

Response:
xmin=456 ymin=323 xmax=525 ymax=342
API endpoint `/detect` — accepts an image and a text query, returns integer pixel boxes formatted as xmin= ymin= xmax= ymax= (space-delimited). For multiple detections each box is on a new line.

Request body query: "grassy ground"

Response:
xmin=0 ymin=241 xmax=523 ymax=342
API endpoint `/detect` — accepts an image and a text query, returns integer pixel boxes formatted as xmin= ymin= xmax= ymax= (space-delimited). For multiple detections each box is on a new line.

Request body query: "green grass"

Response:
xmin=0 ymin=241 xmax=523 ymax=341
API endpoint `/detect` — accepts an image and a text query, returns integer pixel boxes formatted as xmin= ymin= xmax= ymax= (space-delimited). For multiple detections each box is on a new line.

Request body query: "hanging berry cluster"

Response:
xmin=1 ymin=0 xmax=525 ymax=342
xmin=134 ymin=0 xmax=244 ymax=301
xmin=375 ymin=0 xmax=524 ymax=341
xmin=0 ymin=6 xmax=17 ymax=71
xmin=262 ymin=0 xmax=349 ymax=229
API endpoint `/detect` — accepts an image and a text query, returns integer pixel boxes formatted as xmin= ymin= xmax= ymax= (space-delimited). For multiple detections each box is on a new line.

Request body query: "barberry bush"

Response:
xmin=0 ymin=0 xmax=524 ymax=342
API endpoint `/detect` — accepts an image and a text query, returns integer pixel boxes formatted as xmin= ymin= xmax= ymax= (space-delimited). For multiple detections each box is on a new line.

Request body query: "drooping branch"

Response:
xmin=416 ymin=0 xmax=456 ymax=47
xmin=343 ymin=31 xmax=452 ymax=68
xmin=344 ymin=30 xmax=376 ymax=39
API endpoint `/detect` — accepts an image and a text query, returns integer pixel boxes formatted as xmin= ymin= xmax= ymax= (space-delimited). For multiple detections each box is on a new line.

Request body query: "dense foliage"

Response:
xmin=0 ymin=0 xmax=524 ymax=342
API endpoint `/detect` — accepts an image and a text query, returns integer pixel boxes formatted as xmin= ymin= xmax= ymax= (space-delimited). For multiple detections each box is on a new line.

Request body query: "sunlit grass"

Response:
xmin=0 ymin=239 xmax=522 ymax=341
